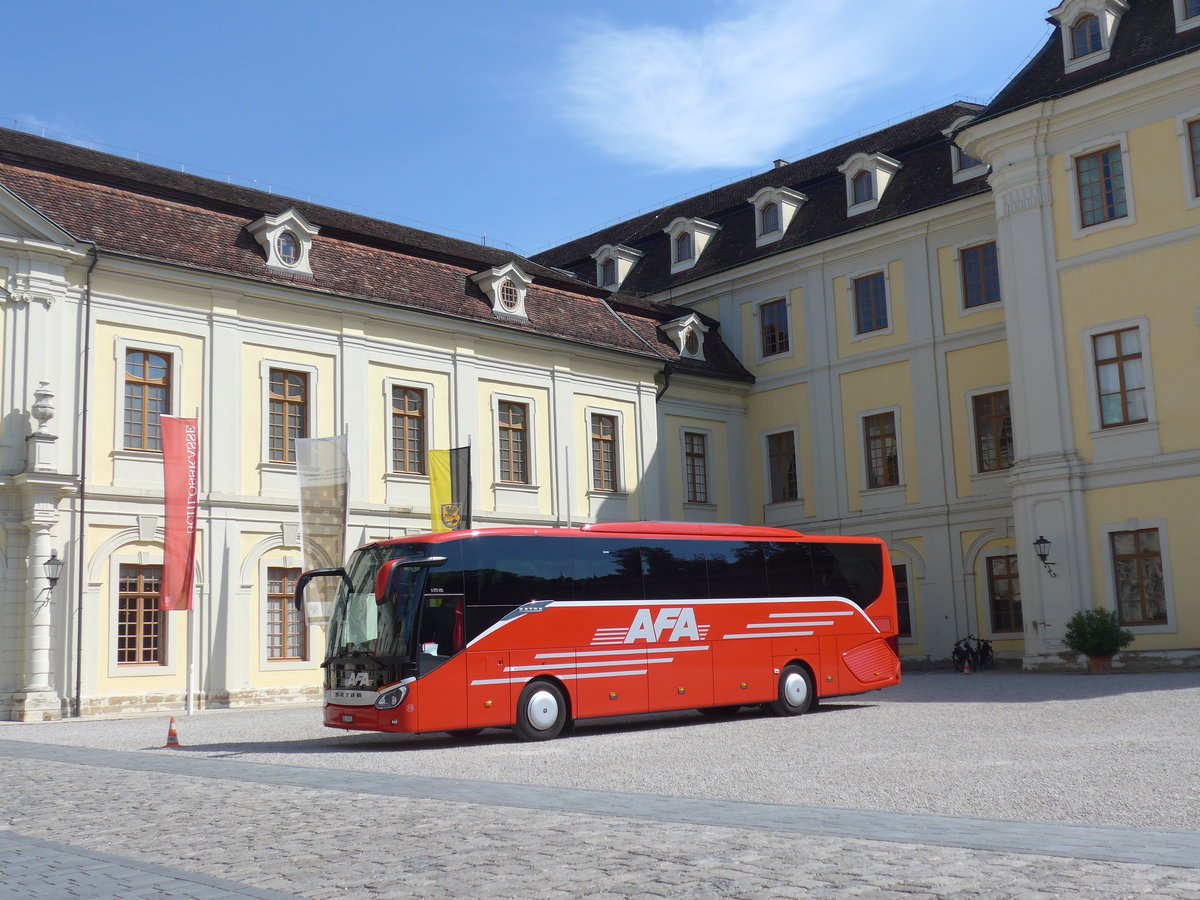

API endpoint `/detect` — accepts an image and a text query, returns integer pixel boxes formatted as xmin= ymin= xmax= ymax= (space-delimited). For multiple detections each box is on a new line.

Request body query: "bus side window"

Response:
xmin=764 ymin=542 xmax=816 ymax=598
xmin=820 ymin=543 xmax=884 ymax=608
xmin=706 ymin=541 xmax=769 ymax=599
xmin=642 ymin=540 xmax=709 ymax=601
xmin=571 ymin=538 xmax=645 ymax=601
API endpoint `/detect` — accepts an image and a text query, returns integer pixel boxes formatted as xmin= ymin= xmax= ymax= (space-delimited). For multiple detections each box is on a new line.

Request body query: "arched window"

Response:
xmin=760 ymin=201 xmax=780 ymax=235
xmin=852 ymin=170 xmax=874 ymax=205
xmin=1072 ymin=14 xmax=1102 ymax=58
xmin=600 ymin=258 xmax=616 ymax=287
xmin=675 ymin=231 xmax=693 ymax=263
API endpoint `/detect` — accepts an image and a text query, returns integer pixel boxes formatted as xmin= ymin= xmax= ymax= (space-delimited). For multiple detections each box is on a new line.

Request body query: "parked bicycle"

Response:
xmin=952 ymin=634 xmax=993 ymax=672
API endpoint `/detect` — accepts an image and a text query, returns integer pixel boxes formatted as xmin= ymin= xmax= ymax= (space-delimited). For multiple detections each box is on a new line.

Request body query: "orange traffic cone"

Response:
xmin=164 ymin=716 xmax=181 ymax=748
xmin=962 ymin=658 xmax=971 ymax=676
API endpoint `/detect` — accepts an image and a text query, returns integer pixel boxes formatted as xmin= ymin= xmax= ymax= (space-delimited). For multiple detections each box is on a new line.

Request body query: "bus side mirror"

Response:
xmin=294 ymin=567 xmax=347 ymax=610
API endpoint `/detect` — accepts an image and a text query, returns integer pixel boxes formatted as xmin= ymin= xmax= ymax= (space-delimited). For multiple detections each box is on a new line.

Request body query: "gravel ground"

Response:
xmin=4 ymin=669 xmax=1198 ymax=831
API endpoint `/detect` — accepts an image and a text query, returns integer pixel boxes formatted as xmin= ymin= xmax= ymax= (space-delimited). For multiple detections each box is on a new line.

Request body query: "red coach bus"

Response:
xmin=295 ymin=522 xmax=900 ymax=741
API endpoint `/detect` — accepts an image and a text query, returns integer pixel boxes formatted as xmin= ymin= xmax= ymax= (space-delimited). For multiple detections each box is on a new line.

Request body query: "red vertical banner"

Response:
xmin=161 ymin=416 xmax=199 ymax=612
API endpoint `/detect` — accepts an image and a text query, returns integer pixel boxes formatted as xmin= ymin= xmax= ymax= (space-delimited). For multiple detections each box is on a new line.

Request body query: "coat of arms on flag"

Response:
xmin=429 ymin=446 xmax=471 ymax=532
xmin=440 ymin=503 xmax=463 ymax=529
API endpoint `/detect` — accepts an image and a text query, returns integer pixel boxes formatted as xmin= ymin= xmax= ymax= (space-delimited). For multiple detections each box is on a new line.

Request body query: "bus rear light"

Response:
xmin=375 ymin=685 xmax=409 ymax=710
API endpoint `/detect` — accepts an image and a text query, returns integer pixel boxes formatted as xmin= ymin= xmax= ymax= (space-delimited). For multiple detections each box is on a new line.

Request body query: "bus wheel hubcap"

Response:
xmin=527 ymin=690 xmax=559 ymax=730
xmin=783 ymin=672 xmax=807 ymax=707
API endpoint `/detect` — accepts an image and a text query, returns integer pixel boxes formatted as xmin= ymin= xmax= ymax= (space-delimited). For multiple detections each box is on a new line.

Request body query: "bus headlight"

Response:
xmin=375 ymin=685 xmax=408 ymax=710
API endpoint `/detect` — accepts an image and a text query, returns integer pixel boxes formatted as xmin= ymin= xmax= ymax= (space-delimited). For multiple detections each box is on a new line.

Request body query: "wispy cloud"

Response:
xmin=556 ymin=0 xmax=942 ymax=172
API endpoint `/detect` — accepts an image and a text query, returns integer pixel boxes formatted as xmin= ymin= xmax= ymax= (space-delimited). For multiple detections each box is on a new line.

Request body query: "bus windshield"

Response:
xmin=326 ymin=543 xmax=426 ymax=661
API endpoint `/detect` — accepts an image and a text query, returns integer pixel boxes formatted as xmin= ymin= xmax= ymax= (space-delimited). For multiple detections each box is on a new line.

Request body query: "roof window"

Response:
xmin=837 ymin=152 xmax=902 ymax=216
xmin=1174 ymin=0 xmax=1200 ymax=32
xmin=663 ymin=217 xmax=721 ymax=275
xmin=590 ymin=244 xmax=643 ymax=290
xmin=945 ymin=116 xmax=989 ymax=183
xmin=471 ymin=261 xmax=533 ymax=320
xmin=1050 ymin=0 xmax=1128 ymax=73
xmin=247 ymin=208 xmax=319 ymax=277
xmin=747 ymin=186 xmax=808 ymax=247
xmin=660 ymin=313 xmax=709 ymax=361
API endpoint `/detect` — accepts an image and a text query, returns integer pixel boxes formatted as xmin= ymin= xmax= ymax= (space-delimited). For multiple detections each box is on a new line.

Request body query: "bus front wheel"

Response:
xmin=514 ymin=680 xmax=569 ymax=741
xmin=768 ymin=664 xmax=814 ymax=716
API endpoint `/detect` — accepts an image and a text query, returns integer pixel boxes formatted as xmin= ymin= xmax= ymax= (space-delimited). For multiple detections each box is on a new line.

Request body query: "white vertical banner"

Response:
xmin=296 ymin=434 xmax=349 ymax=627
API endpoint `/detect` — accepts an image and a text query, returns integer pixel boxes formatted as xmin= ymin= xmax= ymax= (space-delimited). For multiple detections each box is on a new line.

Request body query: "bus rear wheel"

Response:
xmin=768 ymin=664 xmax=814 ymax=716
xmin=514 ymin=680 xmax=569 ymax=742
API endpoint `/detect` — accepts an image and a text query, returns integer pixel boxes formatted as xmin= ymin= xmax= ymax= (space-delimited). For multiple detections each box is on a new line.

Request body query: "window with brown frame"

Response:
xmin=123 ymin=350 xmax=171 ymax=451
xmin=973 ymin=391 xmax=1014 ymax=473
xmin=1093 ymin=327 xmax=1147 ymax=428
xmin=987 ymin=555 xmax=1022 ymax=634
xmin=268 ymin=369 xmax=308 ymax=463
xmin=892 ymin=563 xmax=912 ymax=639
xmin=863 ymin=412 xmax=899 ymax=489
xmin=497 ymin=401 xmax=529 ymax=484
xmin=117 ymin=564 xmax=164 ymax=665
xmin=853 ymin=272 xmax=888 ymax=334
xmin=760 ymin=298 xmax=790 ymax=357
xmin=267 ymin=567 xmax=306 ymax=660
xmin=590 ymin=413 xmax=618 ymax=492
xmin=1076 ymin=146 xmax=1127 ymax=227
xmin=766 ymin=431 xmax=798 ymax=503
xmin=961 ymin=242 xmax=1000 ymax=308
xmin=684 ymin=432 xmax=708 ymax=503
xmin=1110 ymin=529 xmax=1167 ymax=626
xmin=391 ymin=386 xmax=426 ymax=475
xmin=1071 ymin=14 xmax=1102 ymax=57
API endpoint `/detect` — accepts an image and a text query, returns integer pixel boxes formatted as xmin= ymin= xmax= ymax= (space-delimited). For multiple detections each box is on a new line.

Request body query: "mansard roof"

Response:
xmin=0 ymin=127 xmax=750 ymax=383
xmin=973 ymin=0 xmax=1200 ymax=126
xmin=532 ymin=102 xmax=988 ymax=295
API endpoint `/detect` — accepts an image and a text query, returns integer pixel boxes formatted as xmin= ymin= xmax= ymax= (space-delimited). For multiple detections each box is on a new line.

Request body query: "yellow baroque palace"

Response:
xmin=3 ymin=0 xmax=1199 ymax=718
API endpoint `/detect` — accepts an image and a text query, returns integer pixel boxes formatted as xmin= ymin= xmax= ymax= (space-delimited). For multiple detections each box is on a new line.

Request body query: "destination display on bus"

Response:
xmin=295 ymin=522 xmax=901 ymax=741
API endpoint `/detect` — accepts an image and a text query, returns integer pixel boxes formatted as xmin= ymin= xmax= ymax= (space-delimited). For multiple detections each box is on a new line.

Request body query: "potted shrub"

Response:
xmin=1061 ymin=608 xmax=1134 ymax=673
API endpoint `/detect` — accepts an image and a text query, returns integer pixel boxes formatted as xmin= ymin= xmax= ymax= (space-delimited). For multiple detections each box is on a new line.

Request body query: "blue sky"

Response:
xmin=4 ymin=1 xmax=1054 ymax=257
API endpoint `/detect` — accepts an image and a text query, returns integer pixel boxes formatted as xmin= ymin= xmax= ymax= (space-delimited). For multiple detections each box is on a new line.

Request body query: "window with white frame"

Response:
xmin=759 ymin=298 xmax=790 ymax=357
xmin=684 ymin=431 xmax=708 ymax=503
xmin=663 ymin=216 xmax=721 ymax=274
xmin=986 ymin=554 xmax=1022 ymax=634
xmin=599 ymin=258 xmax=616 ymax=287
xmin=591 ymin=244 xmax=643 ymax=290
xmin=1092 ymin=327 xmax=1147 ymax=428
xmin=766 ymin=431 xmax=798 ymax=503
xmin=960 ymin=242 xmax=1001 ymax=309
xmin=1186 ymin=117 xmax=1200 ymax=199
xmin=1071 ymin=14 xmax=1102 ymax=57
xmin=853 ymin=272 xmax=889 ymax=334
xmin=748 ymin=186 xmax=807 ymax=246
xmin=117 ymin=564 xmax=165 ymax=665
xmin=266 ymin=566 xmax=306 ymax=661
xmin=759 ymin=201 xmax=780 ymax=236
xmin=1050 ymin=0 xmax=1128 ymax=72
xmin=863 ymin=411 xmax=899 ymax=489
xmin=1076 ymin=146 xmax=1128 ymax=227
xmin=267 ymin=368 xmax=309 ymax=463
xmin=497 ymin=400 xmax=530 ymax=484
xmin=123 ymin=349 xmax=172 ymax=452
xmin=972 ymin=390 xmax=1014 ymax=473
xmin=838 ymin=152 xmax=902 ymax=215
xmin=391 ymin=385 xmax=427 ymax=475
xmin=590 ymin=413 xmax=619 ymax=492
xmin=1109 ymin=527 xmax=1167 ymax=626
xmin=1176 ymin=0 xmax=1200 ymax=31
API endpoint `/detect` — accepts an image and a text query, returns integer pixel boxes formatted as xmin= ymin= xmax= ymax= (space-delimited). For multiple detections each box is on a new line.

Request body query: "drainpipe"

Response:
xmin=73 ymin=243 xmax=98 ymax=717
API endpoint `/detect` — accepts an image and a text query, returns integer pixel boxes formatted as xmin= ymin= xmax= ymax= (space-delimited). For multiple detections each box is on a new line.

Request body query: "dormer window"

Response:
xmin=660 ymin=313 xmax=710 ymax=361
xmin=663 ymin=217 xmax=721 ymax=274
xmin=590 ymin=244 xmax=643 ymax=290
xmin=747 ymin=186 xmax=807 ymax=246
xmin=247 ymin=208 xmax=320 ymax=277
xmin=470 ymin=262 xmax=533 ymax=320
xmin=1072 ymin=15 xmax=1102 ymax=57
xmin=945 ymin=116 xmax=989 ymax=183
xmin=1051 ymin=0 xmax=1128 ymax=73
xmin=675 ymin=232 xmax=693 ymax=262
xmin=1174 ymin=0 xmax=1200 ymax=32
xmin=838 ymin=152 xmax=902 ymax=215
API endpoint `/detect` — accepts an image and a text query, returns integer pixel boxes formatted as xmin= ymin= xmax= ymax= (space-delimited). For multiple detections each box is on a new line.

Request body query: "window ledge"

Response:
xmin=860 ymin=484 xmax=906 ymax=513
xmin=493 ymin=481 xmax=539 ymax=492
xmin=259 ymin=461 xmax=298 ymax=473
xmin=112 ymin=448 xmax=163 ymax=460
xmin=1089 ymin=421 xmax=1160 ymax=463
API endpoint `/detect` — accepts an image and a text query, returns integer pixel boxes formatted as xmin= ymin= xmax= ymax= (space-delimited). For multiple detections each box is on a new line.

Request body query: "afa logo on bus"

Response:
xmin=624 ymin=607 xmax=705 ymax=643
